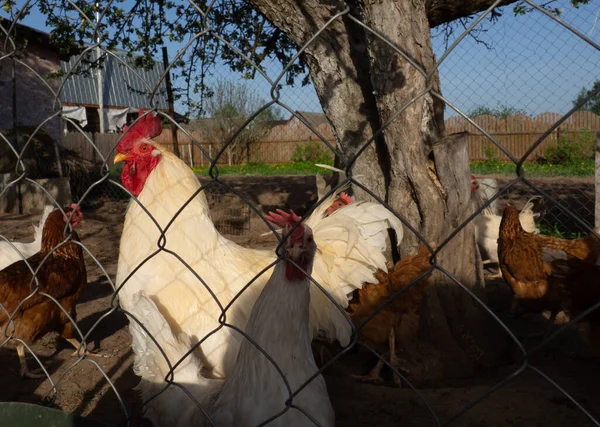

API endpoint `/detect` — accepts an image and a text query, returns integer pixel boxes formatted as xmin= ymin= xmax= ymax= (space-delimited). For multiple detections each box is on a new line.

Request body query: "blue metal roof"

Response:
xmin=60 ymin=50 xmax=169 ymax=110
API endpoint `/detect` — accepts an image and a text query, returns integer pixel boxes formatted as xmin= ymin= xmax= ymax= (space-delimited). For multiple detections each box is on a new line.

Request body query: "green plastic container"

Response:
xmin=0 ymin=402 xmax=115 ymax=427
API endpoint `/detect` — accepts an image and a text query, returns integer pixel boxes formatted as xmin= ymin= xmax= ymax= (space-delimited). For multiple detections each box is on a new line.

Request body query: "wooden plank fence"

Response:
xmin=62 ymin=111 xmax=600 ymax=167
xmin=446 ymin=111 xmax=600 ymax=161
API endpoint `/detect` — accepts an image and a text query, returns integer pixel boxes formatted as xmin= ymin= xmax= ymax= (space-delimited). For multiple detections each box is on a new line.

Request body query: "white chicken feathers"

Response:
xmin=0 ymin=205 xmax=54 ymax=270
xmin=129 ymin=256 xmax=334 ymax=427
xmin=117 ymin=150 xmax=403 ymax=381
xmin=129 ymin=291 xmax=219 ymax=427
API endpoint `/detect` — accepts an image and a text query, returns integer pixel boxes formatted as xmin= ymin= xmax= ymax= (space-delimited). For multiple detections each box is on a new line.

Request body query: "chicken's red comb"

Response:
xmin=116 ymin=109 xmax=162 ymax=153
xmin=265 ymin=209 xmax=302 ymax=228
xmin=339 ymin=192 xmax=353 ymax=205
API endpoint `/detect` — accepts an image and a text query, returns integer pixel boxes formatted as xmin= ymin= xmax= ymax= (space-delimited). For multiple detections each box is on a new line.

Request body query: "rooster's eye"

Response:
xmin=140 ymin=144 xmax=148 ymax=152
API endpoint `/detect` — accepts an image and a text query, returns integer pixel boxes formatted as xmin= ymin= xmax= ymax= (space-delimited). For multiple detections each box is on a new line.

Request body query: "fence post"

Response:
xmin=162 ymin=46 xmax=180 ymax=158
xmin=596 ymin=131 xmax=600 ymax=230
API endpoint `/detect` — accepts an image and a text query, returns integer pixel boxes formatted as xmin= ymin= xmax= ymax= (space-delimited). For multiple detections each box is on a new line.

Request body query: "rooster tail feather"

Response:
xmin=521 ymin=196 xmax=541 ymax=218
xmin=307 ymin=198 xmax=404 ymax=346
xmin=518 ymin=197 xmax=541 ymax=234
xmin=315 ymin=173 xmax=330 ymax=201
xmin=33 ymin=205 xmax=55 ymax=245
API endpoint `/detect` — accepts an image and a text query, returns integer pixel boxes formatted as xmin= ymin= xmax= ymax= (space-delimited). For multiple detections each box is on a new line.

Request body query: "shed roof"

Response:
xmin=60 ymin=50 xmax=169 ymax=110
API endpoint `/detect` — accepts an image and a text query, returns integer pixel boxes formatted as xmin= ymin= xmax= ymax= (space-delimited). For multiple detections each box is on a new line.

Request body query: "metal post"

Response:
xmin=96 ymin=3 xmax=104 ymax=134
xmin=11 ymin=55 xmax=22 ymax=213
xmin=162 ymin=46 xmax=180 ymax=157
xmin=595 ymin=131 xmax=600 ymax=230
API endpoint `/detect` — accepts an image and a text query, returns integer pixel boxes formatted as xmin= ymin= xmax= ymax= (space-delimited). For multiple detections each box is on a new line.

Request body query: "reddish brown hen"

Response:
xmin=498 ymin=204 xmax=553 ymax=301
xmin=0 ymin=204 xmax=92 ymax=378
xmin=498 ymin=204 xmax=571 ymax=325
xmin=348 ymin=243 xmax=435 ymax=386
xmin=535 ymin=229 xmax=600 ymax=264
xmin=549 ymin=255 xmax=600 ymax=354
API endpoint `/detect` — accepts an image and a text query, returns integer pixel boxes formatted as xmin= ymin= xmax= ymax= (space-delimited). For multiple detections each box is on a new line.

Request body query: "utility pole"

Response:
xmin=96 ymin=2 xmax=104 ymax=134
xmin=162 ymin=46 xmax=180 ymax=158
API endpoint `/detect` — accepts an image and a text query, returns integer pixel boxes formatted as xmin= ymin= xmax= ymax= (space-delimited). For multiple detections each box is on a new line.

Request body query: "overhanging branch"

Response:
xmin=426 ymin=0 xmax=516 ymax=27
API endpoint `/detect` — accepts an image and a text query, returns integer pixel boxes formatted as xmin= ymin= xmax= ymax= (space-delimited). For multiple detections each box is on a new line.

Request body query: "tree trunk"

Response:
xmin=247 ymin=0 xmax=510 ymax=381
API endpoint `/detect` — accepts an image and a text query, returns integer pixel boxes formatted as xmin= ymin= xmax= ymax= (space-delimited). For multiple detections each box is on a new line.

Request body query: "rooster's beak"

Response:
xmin=114 ymin=153 xmax=131 ymax=163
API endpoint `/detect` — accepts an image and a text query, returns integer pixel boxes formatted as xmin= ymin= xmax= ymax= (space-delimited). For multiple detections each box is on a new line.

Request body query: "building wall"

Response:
xmin=0 ymin=35 xmax=62 ymax=143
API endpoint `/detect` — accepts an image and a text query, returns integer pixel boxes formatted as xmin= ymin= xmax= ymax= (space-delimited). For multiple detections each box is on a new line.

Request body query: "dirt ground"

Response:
xmin=0 ymin=174 xmax=599 ymax=427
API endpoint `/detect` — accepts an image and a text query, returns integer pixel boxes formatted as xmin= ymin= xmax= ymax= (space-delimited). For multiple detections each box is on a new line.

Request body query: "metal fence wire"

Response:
xmin=0 ymin=1 xmax=600 ymax=426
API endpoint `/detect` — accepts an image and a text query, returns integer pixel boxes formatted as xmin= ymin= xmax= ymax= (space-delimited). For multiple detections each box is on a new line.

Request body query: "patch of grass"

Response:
xmin=192 ymin=161 xmax=335 ymax=176
xmin=470 ymin=159 xmax=594 ymax=177
xmin=537 ymin=224 xmax=585 ymax=239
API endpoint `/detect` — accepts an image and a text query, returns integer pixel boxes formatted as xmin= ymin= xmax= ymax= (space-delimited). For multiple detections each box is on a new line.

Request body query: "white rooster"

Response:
xmin=0 ymin=204 xmax=54 ymax=270
xmin=114 ymin=111 xmax=403 ymax=382
xmin=470 ymin=175 xmax=540 ymax=275
xmin=129 ymin=210 xmax=334 ymax=427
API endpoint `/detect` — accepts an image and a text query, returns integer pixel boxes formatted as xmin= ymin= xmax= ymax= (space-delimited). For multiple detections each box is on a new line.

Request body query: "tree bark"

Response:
xmin=426 ymin=0 xmax=515 ymax=27
xmin=246 ymin=0 xmax=510 ymax=381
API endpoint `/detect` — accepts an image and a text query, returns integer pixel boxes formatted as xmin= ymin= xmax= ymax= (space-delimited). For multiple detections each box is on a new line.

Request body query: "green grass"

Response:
xmin=537 ymin=224 xmax=585 ymax=239
xmin=469 ymin=159 xmax=594 ymax=177
xmin=192 ymin=161 xmax=334 ymax=176
xmin=109 ymin=158 xmax=593 ymax=178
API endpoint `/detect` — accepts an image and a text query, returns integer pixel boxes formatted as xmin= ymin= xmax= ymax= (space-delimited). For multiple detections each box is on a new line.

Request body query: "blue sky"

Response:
xmin=10 ymin=0 xmax=600 ymax=119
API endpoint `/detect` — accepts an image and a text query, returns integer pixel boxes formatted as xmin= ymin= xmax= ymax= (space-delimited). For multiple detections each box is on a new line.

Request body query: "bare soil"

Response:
xmin=0 ymin=175 xmax=599 ymax=427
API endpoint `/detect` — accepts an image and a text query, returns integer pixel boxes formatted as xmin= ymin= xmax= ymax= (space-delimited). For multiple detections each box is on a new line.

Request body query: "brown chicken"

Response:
xmin=535 ymin=229 xmax=600 ymax=264
xmin=0 ymin=204 xmax=93 ymax=378
xmin=548 ymin=255 xmax=600 ymax=353
xmin=348 ymin=243 xmax=435 ymax=386
xmin=498 ymin=204 xmax=553 ymax=299
xmin=498 ymin=204 xmax=570 ymax=324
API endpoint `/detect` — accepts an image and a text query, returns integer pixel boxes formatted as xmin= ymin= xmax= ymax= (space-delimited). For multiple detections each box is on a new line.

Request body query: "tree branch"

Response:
xmin=426 ymin=0 xmax=516 ymax=28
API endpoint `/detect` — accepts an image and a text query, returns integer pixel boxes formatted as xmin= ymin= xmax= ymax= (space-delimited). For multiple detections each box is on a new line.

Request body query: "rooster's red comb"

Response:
xmin=116 ymin=109 xmax=162 ymax=153
xmin=265 ymin=209 xmax=305 ymax=241
xmin=265 ymin=209 xmax=301 ymax=228
xmin=339 ymin=192 xmax=353 ymax=205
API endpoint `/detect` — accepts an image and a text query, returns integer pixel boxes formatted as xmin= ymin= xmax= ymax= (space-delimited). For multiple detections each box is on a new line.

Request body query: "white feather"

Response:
xmin=129 ymin=253 xmax=333 ymax=426
xmin=117 ymin=150 xmax=399 ymax=423
xmin=0 ymin=204 xmax=54 ymax=270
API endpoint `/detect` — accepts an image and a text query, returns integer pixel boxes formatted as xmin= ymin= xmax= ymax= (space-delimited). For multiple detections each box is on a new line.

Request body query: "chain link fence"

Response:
xmin=1 ymin=1 xmax=600 ymax=426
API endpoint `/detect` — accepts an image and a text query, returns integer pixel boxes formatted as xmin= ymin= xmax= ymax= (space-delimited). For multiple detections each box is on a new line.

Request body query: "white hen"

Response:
xmin=0 ymin=205 xmax=54 ymax=270
xmin=130 ymin=215 xmax=334 ymax=427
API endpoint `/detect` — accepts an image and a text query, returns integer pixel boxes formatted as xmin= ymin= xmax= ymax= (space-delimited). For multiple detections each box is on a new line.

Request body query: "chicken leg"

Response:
xmin=17 ymin=343 xmax=45 ymax=379
xmin=388 ymin=328 xmax=402 ymax=387
xmin=352 ymin=356 xmax=385 ymax=383
xmin=65 ymin=338 xmax=104 ymax=358
xmin=352 ymin=329 xmax=398 ymax=384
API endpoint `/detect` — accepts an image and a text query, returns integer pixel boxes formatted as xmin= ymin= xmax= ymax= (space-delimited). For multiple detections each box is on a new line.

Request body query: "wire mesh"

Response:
xmin=0 ymin=1 xmax=599 ymax=426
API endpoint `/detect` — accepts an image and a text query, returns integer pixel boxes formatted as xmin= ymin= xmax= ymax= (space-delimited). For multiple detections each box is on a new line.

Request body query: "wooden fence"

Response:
xmin=62 ymin=111 xmax=600 ymax=167
xmin=447 ymin=111 xmax=600 ymax=161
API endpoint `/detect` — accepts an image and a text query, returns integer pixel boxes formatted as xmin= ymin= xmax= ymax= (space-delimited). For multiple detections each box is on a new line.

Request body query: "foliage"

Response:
xmin=6 ymin=0 xmax=591 ymax=118
xmin=482 ymin=144 xmax=499 ymax=160
xmin=542 ymin=129 xmax=595 ymax=164
xmin=572 ymin=80 xmax=600 ymax=115
xmin=203 ymin=79 xmax=282 ymax=165
xmin=2 ymin=0 xmax=305 ymax=117
xmin=291 ymin=141 xmax=333 ymax=164
xmin=469 ymin=159 xmax=593 ymax=177
xmin=468 ymin=104 xmax=528 ymax=119
xmin=192 ymin=161 xmax=333 ymax=177
xmin=537 ymin=223 xmax=584 ymax=239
